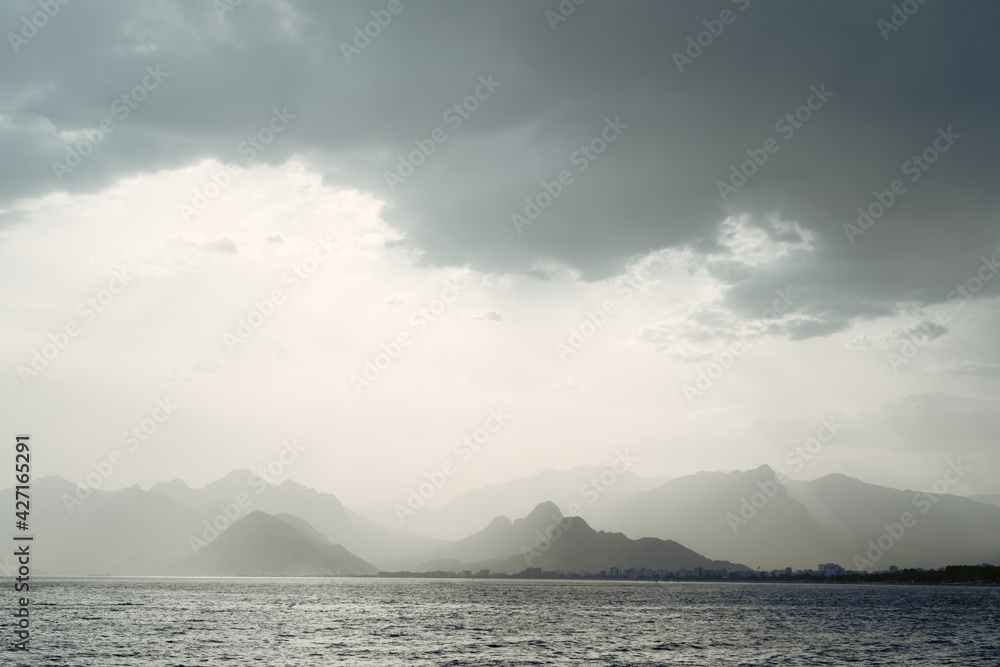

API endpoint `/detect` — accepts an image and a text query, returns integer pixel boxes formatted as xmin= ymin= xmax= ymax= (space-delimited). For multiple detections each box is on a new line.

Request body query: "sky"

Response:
xmin=2 ymin=0 xmax=998 ymax=506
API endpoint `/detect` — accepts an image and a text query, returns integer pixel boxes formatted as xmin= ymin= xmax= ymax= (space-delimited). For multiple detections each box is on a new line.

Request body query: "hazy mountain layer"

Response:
xmin=0 ymin=473 xmax=433 ymax=574
xmin=173 ymin=511 xmax=378 ymax=576
xmin=353 ymin=464 xmax=669 ymax=540
xmin=786 ymin=474 xmax=1000 ymax=570
xmin=150 ymin=470 xmax=444 ymax=565
xmin=614 ymin=466 xmax=1000 ymax=570
xmin=394 ymin=501 xmax=748 ymax=575
xmin=971 ymin=494 xmax=1000 ymax=509
xmin=4 ymin=466 xmax=998 ymax=576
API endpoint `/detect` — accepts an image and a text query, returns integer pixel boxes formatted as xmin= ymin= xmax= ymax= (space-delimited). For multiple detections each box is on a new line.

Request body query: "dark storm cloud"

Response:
xmin=2 ymin=0 xmax=999 ymax=337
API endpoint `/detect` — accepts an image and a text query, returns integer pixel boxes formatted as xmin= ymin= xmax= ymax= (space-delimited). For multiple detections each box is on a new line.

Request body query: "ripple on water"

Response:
xmin=12 ymin=578 xmax=1000 ymax=666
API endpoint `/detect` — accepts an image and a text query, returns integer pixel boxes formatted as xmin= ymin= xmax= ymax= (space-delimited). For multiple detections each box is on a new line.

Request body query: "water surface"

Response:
xmin=6 ymin=578 xmax=999 ymax=665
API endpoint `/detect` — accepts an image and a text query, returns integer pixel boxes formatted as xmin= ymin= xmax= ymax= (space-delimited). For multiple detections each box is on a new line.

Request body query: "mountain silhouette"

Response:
xmin=173 ymin=511 xmax=378 ymax=576
xmin=395 ymin=501 xmax=748 ymax=574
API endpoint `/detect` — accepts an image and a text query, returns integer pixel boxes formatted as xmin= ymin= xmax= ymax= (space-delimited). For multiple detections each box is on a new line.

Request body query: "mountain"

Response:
xmin=392 ymin=501 xmax=748 ymax=574
xmin=0 ymin=472 xmax=440 ymax=574
xmin=352 ymin=465 xmax=670 ymax=541
xmin=0 ymin=476 xmax=204 ymax=575
xmin=785 ymin=474 xmax=1000 ymax=570
xmin=173 ymin=511 xmax=378 ymax=576
xmin=613 ymin=466 xmax=1000 ymax=571
xmin=150 ymin=470 xmax=444 ymax=565
xmin=7 ymin=467 xmax=997 ymax=576
xmin=971 ymin=493 xmax=1000 ymax=509
xmin=613 ymin=465 xmax=840 ymax=570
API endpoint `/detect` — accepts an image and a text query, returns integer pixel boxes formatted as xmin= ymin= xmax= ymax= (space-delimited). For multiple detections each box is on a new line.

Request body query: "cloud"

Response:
xmin=632 ymin=285 xmax=800 ymax=363
xmin=168 ymin=235 xmax=239 ymax=255
xmin=846 ymin=317 xmax=950 ymax=351
xmin=896 ymin=318 xmax=949 ymax=342
xmin=2 ymin=0 xmax=999 ymax=344
xmin=846 ymin=335 xmax=874 ymax=350
xmin=467 ymin=309 xmax=503 ymax=322
xmin=934 ymin=361 xmax=1000 ymax=377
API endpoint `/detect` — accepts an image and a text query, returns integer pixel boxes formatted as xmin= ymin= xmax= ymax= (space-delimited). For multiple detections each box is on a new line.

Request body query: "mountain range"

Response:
xmin=2 ymin=465 xmax=998 ymax=576
xmin=613 ymin=465 xmax=1000 ymax=570
xmin=354 ymin=464 xmax=670 ymax=540
xmin=386 ymin=501 xmax=746 ymax=575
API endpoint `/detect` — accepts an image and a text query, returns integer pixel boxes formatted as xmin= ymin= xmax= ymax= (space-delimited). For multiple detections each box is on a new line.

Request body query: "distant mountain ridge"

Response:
xmin=174 ymin=511 xmax=378 ymax=576
xmin=148 ymin=469 xmax=444 ymax=565
xmin=0 ymin=473 xmax=434 ymax=575
xmin=614 ymin=465 xmax=1000 ymax=570
xmin=2 ymin=466 xmax=998 ymax=576
xmin=352 ymin=464 xmax=670 ymax=540
xmin=391 ymin=501 xmax=748 ymax=575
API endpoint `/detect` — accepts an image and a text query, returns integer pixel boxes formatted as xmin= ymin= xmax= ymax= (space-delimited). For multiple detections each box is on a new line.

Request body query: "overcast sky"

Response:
xmin=3 ymin=0 xmax=998 ymax=505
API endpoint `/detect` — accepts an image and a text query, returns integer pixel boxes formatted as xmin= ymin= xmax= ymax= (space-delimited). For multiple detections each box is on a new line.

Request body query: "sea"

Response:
xmin=5 ymin=578 xmax=999 ymax=666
